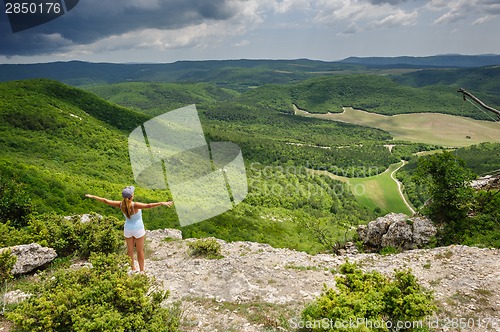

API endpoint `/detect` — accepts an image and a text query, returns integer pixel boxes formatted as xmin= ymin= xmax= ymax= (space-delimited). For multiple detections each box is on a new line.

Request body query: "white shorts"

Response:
xmin=124 ymin=228 xmax=146 ymax=239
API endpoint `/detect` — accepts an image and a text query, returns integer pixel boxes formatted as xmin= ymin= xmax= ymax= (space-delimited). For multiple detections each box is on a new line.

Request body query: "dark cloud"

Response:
xmin=481 ymin=0 xmax=500 ymax=14
xmin=0 ymin=0 xmax=240 ymax=56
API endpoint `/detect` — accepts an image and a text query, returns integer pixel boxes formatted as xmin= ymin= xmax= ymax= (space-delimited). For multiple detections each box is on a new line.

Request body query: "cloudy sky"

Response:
xmin=1 ymin=0 xmax=499 ymax=64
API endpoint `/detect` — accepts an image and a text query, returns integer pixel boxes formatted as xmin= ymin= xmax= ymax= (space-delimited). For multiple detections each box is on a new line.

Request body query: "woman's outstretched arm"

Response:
xmin=133 ymin=201 xmax=174 ymax=209
xmin=85 ymin=194 xmax=121 ymax=208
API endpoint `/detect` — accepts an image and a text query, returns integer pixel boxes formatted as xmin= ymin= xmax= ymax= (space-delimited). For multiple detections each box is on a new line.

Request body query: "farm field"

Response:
xmin=295 ymin=106 xmax=500 ymax=147
xmin=311 ymin=161 xmax=414 ymax=216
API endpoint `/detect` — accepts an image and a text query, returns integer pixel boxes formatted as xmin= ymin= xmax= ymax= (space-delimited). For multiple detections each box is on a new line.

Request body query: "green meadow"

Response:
xmin=296 ymin=106 xmax=500 ymax=147
xmin=313 ymin=161 xmax=414 ymax=216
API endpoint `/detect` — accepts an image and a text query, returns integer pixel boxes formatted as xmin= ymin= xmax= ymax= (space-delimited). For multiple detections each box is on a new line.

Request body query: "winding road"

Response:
xmin=391 ymin=160 xmax=415 ymax=214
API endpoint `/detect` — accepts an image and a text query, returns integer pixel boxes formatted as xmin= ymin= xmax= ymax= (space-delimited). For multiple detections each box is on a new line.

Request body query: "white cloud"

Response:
xmin=473 ymin=15 xmax=494 ymax=25
xmin=427 ymin=0 xmax=500 ymax=25
xmin=374 ymin=9 xmax=418 ymax=28
xmin=272 ymin=0 xmax=312 ymax=13
xmin=311 ymin=0 xmax=418 ymax=31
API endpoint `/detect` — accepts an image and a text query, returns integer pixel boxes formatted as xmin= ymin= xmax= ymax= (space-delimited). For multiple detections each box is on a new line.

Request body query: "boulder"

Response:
xmin=412 ymin=216 xmax=437 ymax=246
xmin=3 ymin=289 xmax=31 ymax=305
xmin=381 ymin=220 xmax=413 ymax=250
xmin=357 ymin=213 xmax=404 ymax=247
xmin=337 ymin=242 xmax=359 ymax=256
xmin=1 ymin=243 xmax=57 ymax=275
xmin=357 ymin=213 xmax=436 ymax=251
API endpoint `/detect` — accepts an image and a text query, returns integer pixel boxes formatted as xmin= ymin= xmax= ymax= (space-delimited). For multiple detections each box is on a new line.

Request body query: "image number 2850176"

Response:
xmin=4 ymin=0 xmax=79 ymax=32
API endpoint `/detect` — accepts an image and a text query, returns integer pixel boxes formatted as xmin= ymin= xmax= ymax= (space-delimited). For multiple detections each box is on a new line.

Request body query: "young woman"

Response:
xmin=85 ymin=186 xmax=173 ymax=273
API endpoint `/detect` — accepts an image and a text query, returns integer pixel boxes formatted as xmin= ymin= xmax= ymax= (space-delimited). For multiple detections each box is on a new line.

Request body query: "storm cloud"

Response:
xmin=0 ymin=0 xmax=242 ymax=56
xmin=0 ymin=0 xmax=498 ymax=61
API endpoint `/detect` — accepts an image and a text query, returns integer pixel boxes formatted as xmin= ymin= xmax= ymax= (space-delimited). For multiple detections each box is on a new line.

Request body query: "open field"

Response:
xmin=295 ymin=106 xmax=500 ymax=147
xmin=312 ymin=161 xmax=414 ymax=216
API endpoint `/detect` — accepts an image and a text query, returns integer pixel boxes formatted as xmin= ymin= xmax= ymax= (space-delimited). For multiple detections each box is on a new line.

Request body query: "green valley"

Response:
xmin=1 ymin=60 xmax=500 ymax=254
xmin=296 ymin=106 xmax=500 ymax=147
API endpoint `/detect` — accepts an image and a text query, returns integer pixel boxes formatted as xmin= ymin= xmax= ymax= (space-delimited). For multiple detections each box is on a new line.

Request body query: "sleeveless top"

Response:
xmin=121 ymin=202 xmax=145 ymax=231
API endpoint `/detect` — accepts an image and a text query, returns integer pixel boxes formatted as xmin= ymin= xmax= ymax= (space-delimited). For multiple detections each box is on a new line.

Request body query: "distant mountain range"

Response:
xmin=339 ymin=54 xmax=500 ymax=68
xmin=0 ymin=54 xmax=499 ymax=87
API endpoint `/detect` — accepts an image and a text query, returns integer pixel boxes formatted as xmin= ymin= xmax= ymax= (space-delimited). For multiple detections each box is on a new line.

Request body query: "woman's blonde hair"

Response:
xmin=121 ymin=197 xmax=134 ymax=219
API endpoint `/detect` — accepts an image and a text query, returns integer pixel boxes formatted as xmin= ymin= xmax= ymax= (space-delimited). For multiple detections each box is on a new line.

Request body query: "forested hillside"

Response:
xmin=392 ymin=66 xmax=500 ymax=93
xmin=1 ymin=79 xmax=391 ymax=253
xmin=2 ymin=61 xmax=499 ymax=253
xmin=0 ymin=59 xmax=363 ymax=89
xmin=87 ymin=74 xmax=496 ymax=121
xmin=0 ymin=79 xmax=151 ymax=214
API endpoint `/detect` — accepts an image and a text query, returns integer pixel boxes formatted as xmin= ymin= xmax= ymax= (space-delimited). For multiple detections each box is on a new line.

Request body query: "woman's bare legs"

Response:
xmin=125 ymin=235 xmax=146 ymax=272
xmin=135 ymin=235 xmax=145 ymax=271
xmin=125 ymin=236 xmax=136 ymax=270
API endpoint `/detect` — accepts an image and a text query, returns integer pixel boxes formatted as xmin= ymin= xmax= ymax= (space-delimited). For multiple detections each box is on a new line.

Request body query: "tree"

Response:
xmin=414 ymin=151 xmax=476 ymax=243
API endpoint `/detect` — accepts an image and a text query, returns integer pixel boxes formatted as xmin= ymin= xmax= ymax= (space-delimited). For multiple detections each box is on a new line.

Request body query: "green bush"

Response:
xmin=301 ymin=262 xmax=436 ymax=331
xmin=0 ymin=249 xmax=17 ymax=283
xmin=379 ymin=246 xmax=401 ymax=255
xmin=0 ymin=177 xmax=33 ymax=228
xmin=187 ymin=238 xmax=223 ymax=259
xmin=6 ymin=253 xmax=181 ymax=331
xmin=1 ymin=213 xmax=124 ymax=258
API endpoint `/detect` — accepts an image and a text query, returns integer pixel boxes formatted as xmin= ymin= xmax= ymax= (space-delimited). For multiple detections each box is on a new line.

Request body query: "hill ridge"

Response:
xmin=1 ymin=54 xmax=500 ymax=87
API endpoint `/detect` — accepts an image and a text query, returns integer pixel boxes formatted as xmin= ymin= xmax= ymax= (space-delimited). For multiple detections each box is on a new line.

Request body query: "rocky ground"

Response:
xmin=2 ymin=228 xmax=499 ymax=331
xmin=141 ymin=229 xmax=500 ymax=332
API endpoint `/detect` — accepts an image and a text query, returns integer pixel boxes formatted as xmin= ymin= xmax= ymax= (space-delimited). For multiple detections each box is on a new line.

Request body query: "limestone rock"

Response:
xmin=381 ymin=220 xmax=413 ymax=249
xmin=1 ymin=243 xmax=57 ymax=275
xmin=145 ymin=228 xmax=183 ymax=241
xmin=471 ymin=175 xmax=500 ymax=190
xmin=338 ymin=242 xmax=359 ymax=256
xmin=358 ymin=213 xmax=436 ymax=250
xmin=64 ymin=213 xmax=103 ymax=223
xmin=3 ymin=289 xmax=31 ymax=305
xmin=412 ymin=216 xmax=437 ymax=246
xmin=358 ymin=213 xmax=401 ymax=247
xmin=142 ymin=232 xmax=500 ymax=332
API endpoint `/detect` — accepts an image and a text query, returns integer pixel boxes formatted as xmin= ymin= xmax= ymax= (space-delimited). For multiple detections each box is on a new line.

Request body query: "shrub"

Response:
xmin=0 ymin=221 xmax=34 ymax=248
xmin=32 ymin=213 xmax=124 ymax=258
xmin=187 ymin=238 xmax=223 ymax=259
xmin=379 ymin=246 xmax=401 ymax=255
xmin=6 ymin=253 xmax=182 ymax=331
xmin=301 ymin=262 xmax=436 ymax=331
xmin=1 ymin=213 xmax=124 ymax=258
xmin=0 ymin=177 xmax=33 ymax=228
xmin=0 ymin=249 xmax=17 ymax=283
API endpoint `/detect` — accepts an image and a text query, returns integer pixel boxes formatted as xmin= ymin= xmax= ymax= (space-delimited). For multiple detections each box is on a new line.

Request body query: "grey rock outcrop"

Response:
xmin=471 ymin=175 xmax=500 ymax=190
xmin=412 ymin=216 xmax=438 ymax=247
xmin=381 ymin=219 xmax=413 ymax=249
xmin=64 ymin=213 xmax=103 ymax=223
xmin=0 ymin=243 xmax=57 ymax=275
xmin=142 ymin=231 xmax=500 ymax=331
xmin=2 ymin=290 xmax=31 ymax=305
xmin=145 ymin=228 xmax=183 ymax=241
xmin=357 ymin=213 xmax=436 ymax=250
